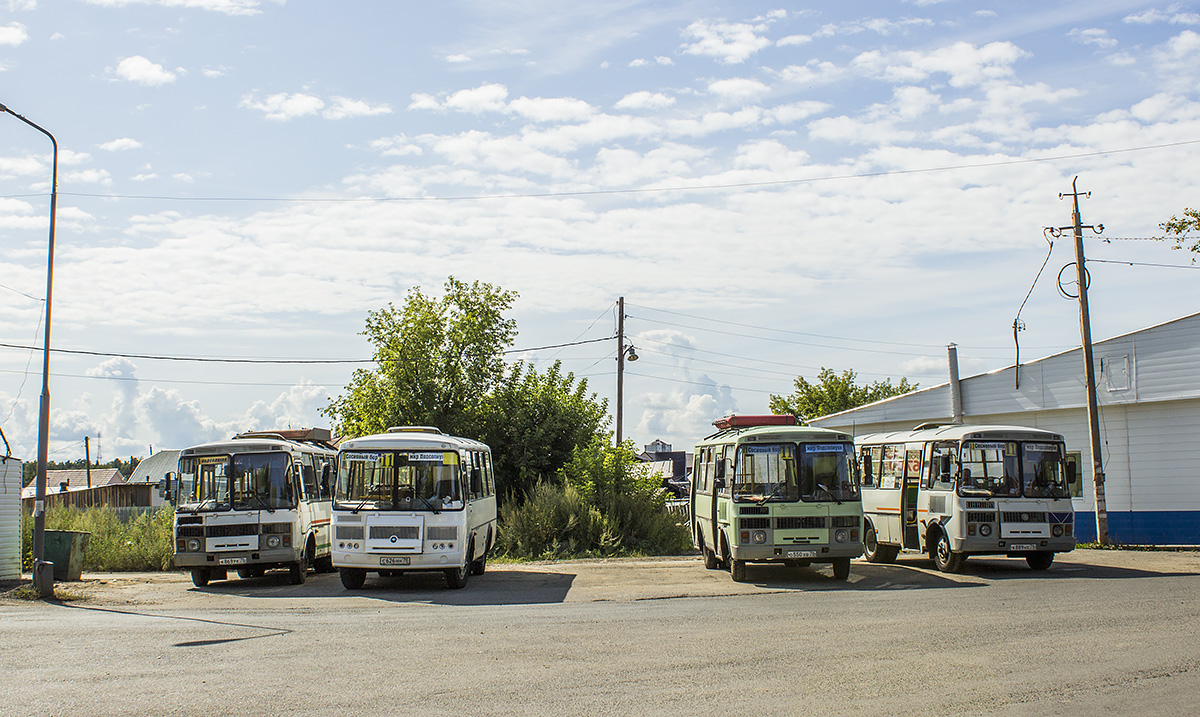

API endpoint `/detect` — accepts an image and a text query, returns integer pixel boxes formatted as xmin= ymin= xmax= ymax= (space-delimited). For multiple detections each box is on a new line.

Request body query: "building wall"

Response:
xmin=0 ymin=459 xmax=21 ymax=581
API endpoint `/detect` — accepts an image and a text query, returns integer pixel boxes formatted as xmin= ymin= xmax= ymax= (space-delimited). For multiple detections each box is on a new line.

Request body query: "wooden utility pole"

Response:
xmin=1059 ymin=177 xmax=1110 ymax=545
xmin=85 ymin=436 xmax=92 ymax=488
xmin=616 ymin=296 xmax=626 ymax=445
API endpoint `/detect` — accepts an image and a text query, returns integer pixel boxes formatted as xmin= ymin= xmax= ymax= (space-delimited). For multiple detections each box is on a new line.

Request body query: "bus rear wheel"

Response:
xmin=702 ymin=543 xmax=719 ymax=570
xmin=1026 ymin=552 xmax=1054 ymax=570
xmin=339 ymin=567 xmax=366 ymax=590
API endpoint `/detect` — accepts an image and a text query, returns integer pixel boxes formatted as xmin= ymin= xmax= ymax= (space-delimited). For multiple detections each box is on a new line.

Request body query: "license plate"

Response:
xmin=380 ymin=556 xmax=411 ymax=566
xmin=218 ymin=557 xmax=247 ymax=566
xmin=787 ymin=550 xmax=817 ymax=558
xmin=1009 ymin=543 xmax=1036 ymax=551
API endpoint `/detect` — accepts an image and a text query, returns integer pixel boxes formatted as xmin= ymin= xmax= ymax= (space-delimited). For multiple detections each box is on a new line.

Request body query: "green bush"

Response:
xmin=496 ymin=437 xmax=691 ymax=560
xmin=22 ymin=506 xmax=176 ymax=572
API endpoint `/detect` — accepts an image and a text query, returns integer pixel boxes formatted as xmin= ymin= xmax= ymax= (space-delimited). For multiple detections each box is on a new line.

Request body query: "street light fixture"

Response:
xmin=1 ymin=101 xmax=59 ymax=597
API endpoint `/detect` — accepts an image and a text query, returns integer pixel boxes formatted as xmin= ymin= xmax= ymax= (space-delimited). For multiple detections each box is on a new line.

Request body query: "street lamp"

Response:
xmin=1 ymin=101 xmax=59 ymax=597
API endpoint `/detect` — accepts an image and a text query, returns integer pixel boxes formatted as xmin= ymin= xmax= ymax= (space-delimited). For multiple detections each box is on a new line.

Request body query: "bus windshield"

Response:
xmin=732 ymin=442 xmax=858 ymax=503
xmin=1022 ymin=442 xmax=1070 ymax=498
xmin=178 ymin=452 xmax=294 ymax=511
xmin=959 ymin=441 xmax=1021 ymax=497
xmin=335 ymin=450 xmax=463 ymax=512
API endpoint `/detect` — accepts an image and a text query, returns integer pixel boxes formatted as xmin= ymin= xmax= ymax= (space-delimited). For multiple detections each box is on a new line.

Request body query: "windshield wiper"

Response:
xmin=352 ymin=486 xmax=378 ymax=514
xmin=247 ymin=493 xmax=275 ymax=513
xmin=752 ymin=482 xmax=785 ymax=503
xmin=814 ymin=483 xmax=843 ymax=505
xmin=412 ymin=495 xmax=441 ymax=514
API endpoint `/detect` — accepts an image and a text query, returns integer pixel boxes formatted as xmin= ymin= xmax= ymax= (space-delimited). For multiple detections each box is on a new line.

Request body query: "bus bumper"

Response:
xmin=730 ymin=543 xmax=862 ymax=563
xmin=332 ymin=549 xmax=464 ymax=571
xmin=174 ymin=548 xmax=299 ymax=570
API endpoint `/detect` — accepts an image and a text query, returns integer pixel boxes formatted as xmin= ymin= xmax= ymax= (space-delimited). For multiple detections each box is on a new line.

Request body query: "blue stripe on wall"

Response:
xmin=1073 ymin=511 xmax=1200 ymax=545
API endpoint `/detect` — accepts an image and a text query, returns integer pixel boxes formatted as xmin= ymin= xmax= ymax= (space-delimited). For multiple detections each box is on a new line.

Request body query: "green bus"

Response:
xmin=691 ymin=415 xmax=864 ymax=582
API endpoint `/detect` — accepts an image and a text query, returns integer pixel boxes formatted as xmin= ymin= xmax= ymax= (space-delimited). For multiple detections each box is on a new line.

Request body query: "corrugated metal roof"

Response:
xmin=1 ymin=459 xmax=22 ymax=581
xmin=127 ymin=450 xmax=181 ymax=484
xmin=20 ymin=468 xmax=125 ymax=499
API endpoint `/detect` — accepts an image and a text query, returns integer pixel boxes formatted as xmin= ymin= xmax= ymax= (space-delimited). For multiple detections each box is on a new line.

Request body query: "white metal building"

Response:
xmin=810 ymin=312 xmax=1200 ymax=545
xmin=0 ymin=458 xmax=21 ymax=580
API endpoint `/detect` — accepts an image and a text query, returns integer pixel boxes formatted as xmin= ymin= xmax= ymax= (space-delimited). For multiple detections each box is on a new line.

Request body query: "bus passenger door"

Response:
xmin=903 ymin=448 xmax=922 ymax=550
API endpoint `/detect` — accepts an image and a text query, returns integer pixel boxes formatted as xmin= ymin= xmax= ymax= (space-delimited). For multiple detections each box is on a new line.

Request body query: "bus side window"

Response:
xmin=860 ymin=447 xmax=876 ymax=488
xmin=299 ymin=455 xmax=319 ymax=501
xmin=929 ymin=443 xmax=956 ymax=491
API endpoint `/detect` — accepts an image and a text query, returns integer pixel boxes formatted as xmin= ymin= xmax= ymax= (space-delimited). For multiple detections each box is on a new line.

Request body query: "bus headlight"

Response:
xmin=186 ymin=538 xmax=201 ymax=552
xmin=835 ymin=529 xmax=848 ymax=543
xmin=266 ymin=535 xmax=282 ymax=549
xmin=979 ymin=524 xmax=992 ymax=537
xmin=752 ymin=531 xmax=766 ymax=544
xmin=1052 ymin=524 xmax=1064 ymax=537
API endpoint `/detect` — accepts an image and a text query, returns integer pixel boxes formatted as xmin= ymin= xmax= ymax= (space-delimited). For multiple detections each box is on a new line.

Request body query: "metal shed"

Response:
xmin=810 ymin=311 xmax=1200 ymax=545
xmin=0 ymin=458 xmax=21 ymax=581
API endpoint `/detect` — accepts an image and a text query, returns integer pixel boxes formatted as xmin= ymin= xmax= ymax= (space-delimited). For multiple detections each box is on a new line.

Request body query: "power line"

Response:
xmin=6 ymin=138 xmax=1198 ymax=205
xmin=1088 ymin=258 xmax=1200 ymax=270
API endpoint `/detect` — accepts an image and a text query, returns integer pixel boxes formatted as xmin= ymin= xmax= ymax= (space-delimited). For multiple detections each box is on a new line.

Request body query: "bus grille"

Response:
xmin=370 ymin=525 xmax=420 ymax=540
xmin=261 ymin=522 xmax=291 ymax=534
xmin=966 ymin=512 xmax=995 ymax=523
xmin=1001 ymin=512 xmax=1047 ymax=523
xmin=177 ymin=515 xmax=202 ymax=525
xmin=427 ymin=526 xmax=458 ymax=541
xmin=206 ymin=524 xmax=258 ymax=537
xmin=740 ymin=518 xmax=770 ymax=530
xmin=739 ymin=505 xmax=769 ymax=515
xmin=176 ymin=525 xmax=204 ymax=538
xmin=966 ymin=501 xmax=996 ymax=509
xmin=776 ymin=516 xmax=826 ymax=530
xmin=831 ymin=516 xmax=860 ymax=528
xmin=336 ymin=526 xmax=364 ymax=540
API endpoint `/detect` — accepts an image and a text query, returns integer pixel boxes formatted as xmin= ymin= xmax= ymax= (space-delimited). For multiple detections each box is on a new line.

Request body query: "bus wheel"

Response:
xmin=314 ymin=555 xmax=335 ymax=573
xmin=190 ymin=568 xmax=210 ymax=587
xmin=289 ymin=551 xmax=309 ymax=585
xmin=446 ymin=544 xmax=472 ymax=589
xmin=702 ymin=543 xmax=719 ymax=570
xmin=863 ymin=523 xmax=885 ymax=563
xmin=471 ymin=552 xmax=487 ymax=576
xmin=729 ymin=559 xmax=747 ymax=583
xmin=831 ymin=557 xmax=851 ymax=581
xmin=931 ymin=531 xmax=965 ymax=573
xmin=1026 ymin=552 xmax=1054 ymax=570
xmin=339 ymin=567 xmax=366 ymax=590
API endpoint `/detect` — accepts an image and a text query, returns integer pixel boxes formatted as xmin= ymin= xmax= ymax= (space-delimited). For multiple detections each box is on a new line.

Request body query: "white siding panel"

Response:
xmin=0 ymin=459 xmax=22 ymax=581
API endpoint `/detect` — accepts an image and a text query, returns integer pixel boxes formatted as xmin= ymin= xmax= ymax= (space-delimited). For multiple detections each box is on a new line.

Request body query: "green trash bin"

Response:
xmin=44 ymin=530 xmax=91 ymax=581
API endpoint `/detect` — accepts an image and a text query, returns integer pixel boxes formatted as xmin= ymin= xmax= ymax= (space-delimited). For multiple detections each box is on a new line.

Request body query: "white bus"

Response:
xmin=331 ymin=427 xmax=498 ymax=590
xmin=691 ymin=415 xmax=864 ymax=582
xmin=856 ymin=423 xmax=1077 ymax=573
xmin=172 ymin=428 xmax=337 ymax=587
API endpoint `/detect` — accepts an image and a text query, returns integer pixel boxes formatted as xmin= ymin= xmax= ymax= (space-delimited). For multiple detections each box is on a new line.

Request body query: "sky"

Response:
xmin=2 ymin=0 xmax=1200 ymax=463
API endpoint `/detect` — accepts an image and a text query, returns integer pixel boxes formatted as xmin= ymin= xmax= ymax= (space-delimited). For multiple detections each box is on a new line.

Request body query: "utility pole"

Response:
xmin=616 ymin=297 xmax=626 ymax=445
xmin=1053 ymin=177 xmax=1110 ymax=545
xmin=85 ymin=436 xmax=92 ymax=489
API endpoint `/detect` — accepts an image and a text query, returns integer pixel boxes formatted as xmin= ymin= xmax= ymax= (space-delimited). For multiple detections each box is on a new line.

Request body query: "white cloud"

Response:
xmin=1069 ymin=27 xmax=1118 ymax=49
xmin=446 ymin=54 xmax=471 ymax=63
xmin=114 ymin=55 xmax=177 ymax=86
xmin=614 ymin=91 xmax=675 ymax=110
xmin=240 ymin=92 xmax=324 ymax=120
xmin=853 ymin=41 xmax=1027 ymax=88
xmin=629 ymin=58 xmax=649 ymax=67
xmin=681 ymin=19 xmax=771 ymax=65
xmin=508 ymin=96 xmax=596 ymax=122
xmin=99 ymin=137 xmax=142 ymax=151
xmin=444 ymin=82 xmax=510 ymax=113
xmin=323 ymin=96 xmax=392 ymax=120
xmin=0 ymin=22 xmax=28 ymax=45
xmin=707 ymin=77 xmax=770 ymax=101
xmin=84 ymin=0 xmax=263 ymax=17
xmin=655 ymin=56 xmax=674 ymax=66
xmin=777 ymin=34 xmax=812 ymax=47
xmin=1124 ymin=8 xmax=1200 ymax=25
xmin=202 ymin=66 xmax=227 ymax=78
xmin=369 ymin=135 xmax=423 ymax=157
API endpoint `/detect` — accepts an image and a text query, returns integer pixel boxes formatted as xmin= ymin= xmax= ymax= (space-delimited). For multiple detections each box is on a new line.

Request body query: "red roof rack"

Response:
xmin=712 ymin=414 xmax=797 ymax=430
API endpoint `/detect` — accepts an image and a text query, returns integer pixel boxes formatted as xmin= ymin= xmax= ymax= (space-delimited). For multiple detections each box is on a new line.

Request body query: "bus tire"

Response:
xmin=931 ymin=531 xmax=965 ymax=573
xmin=730 ymin=559 xmax=747 ymax=583
xmin=339 ymin=567 xmax=366 ymax=590
xmin=289 ymin=546 xmax=310 ymax=585
xmin=190 ymin=568 xmax=209 ymax=587
xmin=1026 ymin=552 xmax=1054 ymax=570
xmin=831 ymin=557 xmax=851 ymax=581
xmin=863 ymin=522 xmax=886 ymax=563
xmin=702 ymin=543 xmax=719 ymax=570
xmin=446 ymin=543 xmax=472 ymax=589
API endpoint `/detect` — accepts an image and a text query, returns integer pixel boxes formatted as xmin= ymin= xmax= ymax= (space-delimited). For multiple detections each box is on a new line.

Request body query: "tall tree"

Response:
xmin=1161 ymin=208 xmax=1200 ymax=255
xmin=474 ymin=360 xmax=609 ymax=502
xmin=323 ymin=277 xmax=518 ymax=439
xmin=769 ymin=367 xmax=917 ymax=423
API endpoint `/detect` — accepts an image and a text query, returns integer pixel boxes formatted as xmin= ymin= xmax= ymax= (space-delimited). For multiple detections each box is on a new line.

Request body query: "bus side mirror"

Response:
xmin=713 ymin=477 xmax=726 ymax=491
xmin=1067 ymin=460 xmax=1077 ymax=484
xmin=321 ymin=464 xmax=332 ymax=498
xmin=939 ymin=455 xmax=952 ymax=477
xmin=715 ymin=460 xmax=726 ymax=479
xmin=159 ymin=472 xmax=174 ymax=502
xmin=471 ymin=468 xmax=483 ymax=496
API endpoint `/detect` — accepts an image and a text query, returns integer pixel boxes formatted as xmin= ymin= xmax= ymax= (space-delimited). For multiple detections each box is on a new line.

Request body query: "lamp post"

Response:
xmin=1 ymin=101 xmax=58 ymax=597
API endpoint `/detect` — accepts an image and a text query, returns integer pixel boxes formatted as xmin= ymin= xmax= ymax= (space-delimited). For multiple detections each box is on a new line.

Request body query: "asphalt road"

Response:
xmin=3 ymin=549 xmax=1199 ymax=716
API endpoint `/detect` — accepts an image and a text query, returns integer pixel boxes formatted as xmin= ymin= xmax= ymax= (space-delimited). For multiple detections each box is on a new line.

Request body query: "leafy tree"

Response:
xmin=474 ymin=360 xmax=608 ymax=502
xmin=769 ymin=367 xmax=917 ymax=423
xmin=1161 ymin=208 xmax=1200 ymax=255
xmin=323 ymin=277 xmax=518 ymax=439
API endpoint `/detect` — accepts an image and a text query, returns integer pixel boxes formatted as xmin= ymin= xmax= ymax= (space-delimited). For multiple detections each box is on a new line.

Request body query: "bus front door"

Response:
xmin=903 ymin=448 xmax=922 ymax=550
